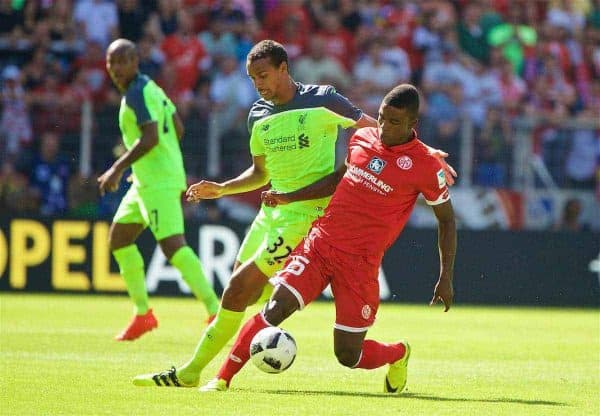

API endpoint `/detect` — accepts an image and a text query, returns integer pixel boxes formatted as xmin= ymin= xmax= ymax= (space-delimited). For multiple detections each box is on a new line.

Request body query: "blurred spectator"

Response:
xmin=353 ymin=38 xmax=402 ymax=114
xmin=423 ymin=79 xmax=463 ymax=172
xmin=47 ymin=0 xmax=76 ymax=43
xmin=547 ymin=0 xmax=588 ymax=36
xmin=74 ymin=0 xmax=118 ymax=47
xmin=474 ymin=106 xmax=512 ymax=187
xmin=316 ymin=10 xmax=355 ymax=70
xmin=72 ymin=41 xmax=109 ymax=105
xmin=496 ymin=57 xmax=527 ymax=116
xmin=206 ymin=54 xmax=255 ymax=176
xmin=26 ymin=131 xmax=71 ymax=217
xmin=525 ymin=54 xmax=577 ymax=118
xmin=336 ymin=0 xmax=362 ymax=34
xmin=198 ymin=17 xmax=238 ymax=62
xmin=422 ymin=43 xmax=470 ymax=96
xmin=462 ymin=59 xmax=502 ymax=128
xmin=263 ymin=0 xmax=311 ymax=36
xmin=0 ymin=160 xmax=38 ymax=214
xmin=68 ymin=172 xmax=99 ymax=218
xmin=412 ymin=8 xmax=446 ymax=67
xmin=272 ymin=14 xmax=308 ymax=61
xmin=156 ymin=0 xmax=179 ymax=37
xmin=160 ymin=10 xmax=210 ymax=101
xmin=380 ymin=29 xmax=412 ymax=83
xmin=22 ymin=47 xmax=56 ymax=90
xmin=0 ymin=65 xmax=32 ymax=159
xmin=487 ymin=6 xmax=537 ymax=75
xmin=457 ymin=1 xmax=489 ymax=63
xmin=564 ymin=128 xmax=598 ymax=189
xmin=117 ymin=0 xmax=147 ymax=42
xmin=0 ymin=1 xmax=24 ymax=38
xmin=294 ymin=36 xmax=350 ymax=91
xmin=553 ymin=197 xmax=585 ymax=231
xmin=208 ymin=0 xmax=247 ymax=36
xmin=137 ymin=35 xmax=164 ymax=80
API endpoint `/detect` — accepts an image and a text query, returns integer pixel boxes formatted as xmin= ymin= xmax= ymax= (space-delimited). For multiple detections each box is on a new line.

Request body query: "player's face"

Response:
xmin=106 ymin=50 xmax=138 ymax=91
xmin=246 ymin=57 xmax=287 ymax=102
xmin=377 ymin=103 xmax=417 ymax=145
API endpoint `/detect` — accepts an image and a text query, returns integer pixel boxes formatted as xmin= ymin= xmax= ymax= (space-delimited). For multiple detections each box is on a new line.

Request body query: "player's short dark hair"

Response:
xmin=383 ymin=84 xmax=420 ymax=118
xmin=247 ymin=40 xmax=289 ymax=70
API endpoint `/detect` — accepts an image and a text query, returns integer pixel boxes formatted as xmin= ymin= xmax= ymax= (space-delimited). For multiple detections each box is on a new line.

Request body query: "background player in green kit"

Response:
xmin=98 ymin=39 xmax=219 ymax=341
xmin=133 ymin=40 xmax=454 ymax=388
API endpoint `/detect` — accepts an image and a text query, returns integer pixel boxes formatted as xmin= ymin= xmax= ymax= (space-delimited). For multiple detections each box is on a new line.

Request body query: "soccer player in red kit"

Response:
xmin=202 ymin=84 xmax=456 ymax=393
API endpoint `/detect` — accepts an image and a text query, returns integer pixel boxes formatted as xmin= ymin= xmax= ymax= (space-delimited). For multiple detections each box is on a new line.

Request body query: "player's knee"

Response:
xmin=263 ymin=296 xmax=296 ymax=326
xmin=158 ymin=235 xmax=186 ymax=260
xmin=222 ymin=276 xmax=260 ymax=310
xmin=335 ymin=347 xmax=361 ymax=368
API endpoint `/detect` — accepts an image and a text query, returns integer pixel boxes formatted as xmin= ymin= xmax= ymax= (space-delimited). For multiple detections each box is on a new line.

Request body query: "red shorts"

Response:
xmin=272 ymin=229 xmax=380 ymax=332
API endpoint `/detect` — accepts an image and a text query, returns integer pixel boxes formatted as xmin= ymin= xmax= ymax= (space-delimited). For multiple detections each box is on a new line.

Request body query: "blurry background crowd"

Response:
xmin=0 ymin=0 xmax=598 ymax=230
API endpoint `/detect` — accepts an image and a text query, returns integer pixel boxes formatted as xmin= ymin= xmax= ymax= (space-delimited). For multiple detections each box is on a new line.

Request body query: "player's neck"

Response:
xmin=272 ymin=77 xmax=297 ymax=105
xmin=118 ymin=72 xmax=138 ymax=93
xmin=381 ymin=129 xmax=415 ymax=147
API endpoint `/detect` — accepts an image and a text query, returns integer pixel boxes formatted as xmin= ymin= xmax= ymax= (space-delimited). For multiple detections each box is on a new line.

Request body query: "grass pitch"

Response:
xmin=1 ymin=293 xmax=598 ymax=415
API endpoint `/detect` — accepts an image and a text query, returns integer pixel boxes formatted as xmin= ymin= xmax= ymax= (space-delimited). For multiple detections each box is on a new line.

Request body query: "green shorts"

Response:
xmin=238 ymin=205 xmax=318 ymax=279
xmin=113 ymin=186 xmax=185 ymax=240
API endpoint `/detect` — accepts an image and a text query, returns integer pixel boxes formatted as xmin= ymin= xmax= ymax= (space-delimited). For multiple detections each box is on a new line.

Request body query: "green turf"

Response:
xmin=1 ymin=293 xmax=598 ymax=415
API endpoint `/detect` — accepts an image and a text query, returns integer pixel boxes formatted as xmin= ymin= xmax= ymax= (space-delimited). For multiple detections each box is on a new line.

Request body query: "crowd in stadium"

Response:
xmin=0 ymin=0 xmax=598 ymax=225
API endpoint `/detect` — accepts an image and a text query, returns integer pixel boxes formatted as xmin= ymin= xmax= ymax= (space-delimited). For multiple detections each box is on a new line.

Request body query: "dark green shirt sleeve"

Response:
xmin=125 ymin=86 xmax=153 ymax=126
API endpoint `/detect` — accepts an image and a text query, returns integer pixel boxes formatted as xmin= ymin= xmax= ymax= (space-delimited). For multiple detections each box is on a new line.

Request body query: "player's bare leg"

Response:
xmin=110 ymin=222 xmax=157 ymax=341
xmin=159 ymin=233 xmax=219 ymax=322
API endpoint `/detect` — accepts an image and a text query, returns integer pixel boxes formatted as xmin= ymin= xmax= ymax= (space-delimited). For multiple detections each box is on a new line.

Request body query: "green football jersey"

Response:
xmin=118 ymin=73 xmax=186 ymax=190
xmin=249 ymin=83 xmax=362 ymax=216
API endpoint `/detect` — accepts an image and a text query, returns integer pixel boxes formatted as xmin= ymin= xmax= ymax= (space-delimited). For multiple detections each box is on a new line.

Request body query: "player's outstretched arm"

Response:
xmin=261 ymin=164 xmax=347 ymax=207
xmin=98 ymin=122 xmax=159 ymax=195
xmin=430 ymin=200 xmax=456 ymax=312
xmin=353 ymin=113 xmax=378 ymax=129
xmin=186 ymin=155 xmax=269 ymax=202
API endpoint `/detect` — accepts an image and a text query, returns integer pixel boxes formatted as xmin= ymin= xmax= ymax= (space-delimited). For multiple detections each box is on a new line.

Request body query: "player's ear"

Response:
xmin=279 ymin=61 xmax=288 ymax=74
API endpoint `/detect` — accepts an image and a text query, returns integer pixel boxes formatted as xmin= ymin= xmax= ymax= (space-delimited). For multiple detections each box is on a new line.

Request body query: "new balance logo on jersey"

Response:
xmin=367 ymin=157 xmax=386 ymax=174
xmin=261 ymin=123 xmax=270 ymax=132
xmin=298 ymin=133 xmax=310 ymax=148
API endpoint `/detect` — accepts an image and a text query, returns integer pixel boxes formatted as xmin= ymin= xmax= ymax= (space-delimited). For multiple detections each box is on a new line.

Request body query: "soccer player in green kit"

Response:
xmin=133 ymin=40 xmax=455 ymax=387
xmin=98 ymin=39 xmax=219 ymax=341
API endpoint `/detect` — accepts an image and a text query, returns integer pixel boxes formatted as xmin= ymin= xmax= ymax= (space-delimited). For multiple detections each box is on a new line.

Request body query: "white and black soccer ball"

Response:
xmin=249 ymin=326 xmax=297 ymax=374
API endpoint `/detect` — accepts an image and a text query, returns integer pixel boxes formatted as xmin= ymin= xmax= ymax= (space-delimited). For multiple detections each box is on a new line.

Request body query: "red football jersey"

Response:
xmin=314 ymin=127 xmax=450 ymax=259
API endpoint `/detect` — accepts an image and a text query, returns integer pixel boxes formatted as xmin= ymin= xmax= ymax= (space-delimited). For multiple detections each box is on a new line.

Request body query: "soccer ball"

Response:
xmin=249 ymin=327 xmax=297 ymax=374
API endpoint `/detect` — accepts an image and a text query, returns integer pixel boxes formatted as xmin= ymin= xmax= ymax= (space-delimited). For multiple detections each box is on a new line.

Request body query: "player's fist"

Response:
xmin=97 ymin=167 xmax=123 ymax=196
xmin=261 ymin=190 xmax=290 ymax=207
xmin=186 ymin=180 xmax=225 ymax=202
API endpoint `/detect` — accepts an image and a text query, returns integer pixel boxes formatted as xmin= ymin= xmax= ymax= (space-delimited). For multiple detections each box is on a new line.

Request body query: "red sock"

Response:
xmin=354 ymin=340 xmax=406 ymax=369
xmin=217 ymin=313 xmax=269 ymax=385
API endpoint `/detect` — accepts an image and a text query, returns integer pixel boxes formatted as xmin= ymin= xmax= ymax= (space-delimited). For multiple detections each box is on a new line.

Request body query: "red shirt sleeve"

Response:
xmin=420 ymin=160 xmax=450 ymax=206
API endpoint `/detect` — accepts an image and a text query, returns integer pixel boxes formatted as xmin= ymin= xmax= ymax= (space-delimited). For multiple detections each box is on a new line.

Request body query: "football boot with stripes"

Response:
xmin=133 ymin=367 xmax=197 ymax=387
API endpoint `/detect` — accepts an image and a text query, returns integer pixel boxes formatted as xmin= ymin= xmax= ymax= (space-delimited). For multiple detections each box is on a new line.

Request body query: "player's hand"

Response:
xmin=430 ymin=278 xmax=453 ymax=312
xmin=186 ymin=180 xmax=225 ymax=202
xmin=426 ymin=147 xmax=457 ymax=186
xmin=97 ymin=167 xmax=123 ymax=196
xmin=261 ymin=190 xmax=290 ymax=207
